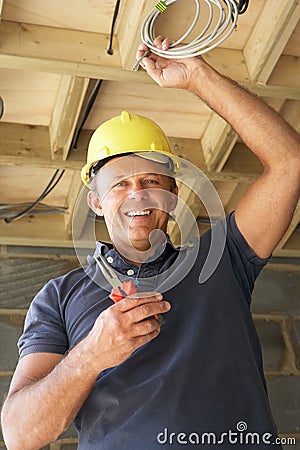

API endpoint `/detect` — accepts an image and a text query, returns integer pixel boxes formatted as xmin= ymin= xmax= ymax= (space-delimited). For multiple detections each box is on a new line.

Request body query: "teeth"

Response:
xmin=127 ymin=210 xmax=151 ymax=217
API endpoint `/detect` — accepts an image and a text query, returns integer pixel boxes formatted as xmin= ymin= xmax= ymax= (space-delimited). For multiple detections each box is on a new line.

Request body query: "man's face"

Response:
xmin=88 ymin=155 xmax=178 ymax=257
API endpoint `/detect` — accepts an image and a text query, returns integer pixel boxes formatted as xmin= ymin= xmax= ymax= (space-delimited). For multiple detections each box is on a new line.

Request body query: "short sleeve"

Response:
xmin=226 ymin=211 xmax=271 ymax=304
xmin=18 ymin=280 xmax=68 ymax=358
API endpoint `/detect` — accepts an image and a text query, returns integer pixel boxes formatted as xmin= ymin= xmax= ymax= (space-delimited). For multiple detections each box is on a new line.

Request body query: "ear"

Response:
xmin=169 ymin=184 xmax=178 ymax=212
xmin=87 ymin=191 xmax=103 ymax=216
xmin=170 ymin=185 xmax=178 ymax=211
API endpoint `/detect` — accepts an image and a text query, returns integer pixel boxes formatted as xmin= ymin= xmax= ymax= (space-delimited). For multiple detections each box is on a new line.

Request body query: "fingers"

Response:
xmin=113 ymin=291 xmax=171 ymax=332
xmin=87 ymin=292 xmax=171 ymax=370
xmin=137 ymin=36 xmax=172 ymax=54
xmin=131 ymin=297 xmax=171 ymax=322
xmin=153 ymin=35 xmax=173 ymax=51
xmin=137 ymin=43 xmax=149 ymax=60
xmin=117 ymin=292 xmax=163 ymax=313
xmin=135 ymin=36 xmax=173 ymax=70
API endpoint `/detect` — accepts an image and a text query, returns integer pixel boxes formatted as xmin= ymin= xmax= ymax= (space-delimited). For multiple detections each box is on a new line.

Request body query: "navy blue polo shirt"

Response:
xmin=18 ymin=212 xmax=282 ymax=449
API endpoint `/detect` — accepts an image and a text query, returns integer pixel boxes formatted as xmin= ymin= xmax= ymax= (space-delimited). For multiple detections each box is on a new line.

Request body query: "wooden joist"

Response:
xmin=49 ymin=75 xmax=89 ymax=161
xmin=64 ymin=171 xmax=85 ymax=240
xmin=117 ymin=0 xmax=157 ymax=70
xmin=0 ymin=213 xmax=109 ymax=248
xmin=201 ymin=113 xmax=238 ymax=171
xmin=0 ymin=21 xmax=299 ymax=99
xmin=167 ymin=181 xmax=203 ymax=246
xmin=280 ymin=100 xmax=300 ymax=133
xmin=0 ymin=122 xmax=91 ymax=170
xmin=276 ymin=202 xmax=300 ymax=251
xmin=0 ymin=0 xmax=3 ymax=21
xmin=244 ymin=0 xmax=300 ymax=83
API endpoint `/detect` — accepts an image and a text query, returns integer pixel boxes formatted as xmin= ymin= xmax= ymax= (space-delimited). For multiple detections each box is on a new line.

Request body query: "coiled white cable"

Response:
xmin=137 ymin=0 xmax=239 ymax=63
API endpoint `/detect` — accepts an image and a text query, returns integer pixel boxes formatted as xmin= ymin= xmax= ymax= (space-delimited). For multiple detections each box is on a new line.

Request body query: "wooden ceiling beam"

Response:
xmin=276 ymin=202 xmax=300 ymax=251
xmin=247 ymin=83 xmax=300 ymax=101
xmin=280 ymin=100 xmax=300 ymax=134
xmin=273 ymin=248 xmax=300 ymax=258
xmin=167 ymin=181 xmax=203 ymax=246
xmin=169 ymin=137 xmax=206 ymax=170
xmin=63 ymin=171 xmax=85 ymax=240
xmin=0 ymin=214 xmax=73 ymax=248
xmin=243 ymin=0 xmax=300 ymax=83
xmin=49 ymin=75 xmax=89 ymax=161
xmin=117 ymin=0 xmax=157 ymax=70
xmin=0 ymin=161 xmax=260 ymax=188
xmin=0 ymin=20 xmax=120 ymax=68
xmin=268 ymin=55 xmax=300 ymax=92
xmin=200 ymin=113 xmax=238 ymax=172
xmin=0 ymin=21 xmax=299 ymax=99
xmin=0 ymin=214 xmax=107 ymax=248
xmin=0 ymin=213 xmax=109 ymax=248
xmin=0 ymin=0 xmax=3 ymax=21
xmin=0 ymin=123 xmax=90 ymax=170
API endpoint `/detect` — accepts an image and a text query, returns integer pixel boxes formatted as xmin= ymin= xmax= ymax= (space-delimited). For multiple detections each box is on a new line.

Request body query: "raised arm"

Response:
xmin=1 ymin=293 xmax=170 ymax=450
xmin=138 ymin=38 xmax=300 ymax=258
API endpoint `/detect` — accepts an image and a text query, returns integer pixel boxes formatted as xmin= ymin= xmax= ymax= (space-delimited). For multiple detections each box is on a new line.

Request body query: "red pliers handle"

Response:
xmin=110 ymin=279 xmax=136 ymax=302
xmin=95 ymin=256 xmax=164 ymax=323
xmin=110 ymin=280 xmax=163 ymax=322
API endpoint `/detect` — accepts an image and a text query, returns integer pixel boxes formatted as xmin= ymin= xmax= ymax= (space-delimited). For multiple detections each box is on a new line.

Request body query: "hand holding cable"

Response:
xmin=136 ymin=35 xmax=207 ymax=90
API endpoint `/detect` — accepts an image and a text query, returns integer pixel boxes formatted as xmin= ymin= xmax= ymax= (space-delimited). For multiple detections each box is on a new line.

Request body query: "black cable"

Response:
xmin=71 ymin=80 xmax=103 ymax=149
xmin=4 ymin=169 xmax=65 ymax=223
xmin=0 ymin=207 xmax=67 ymax=218
xmin=237 ymin=0 xmax=249 ymax=14
xmin=107 ymin=0 xmax=122 ymax=55
xmin=0 ymin=96 xmax=4 ymax=120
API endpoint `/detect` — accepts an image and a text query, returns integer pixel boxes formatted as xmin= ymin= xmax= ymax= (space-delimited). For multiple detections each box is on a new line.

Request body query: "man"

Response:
xmin=1 ymin=37 xmax=299 ymax=449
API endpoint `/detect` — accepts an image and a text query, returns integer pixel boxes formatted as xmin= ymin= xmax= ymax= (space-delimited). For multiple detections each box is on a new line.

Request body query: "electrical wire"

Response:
xmin=107 ymin=0 xmax=122 ymax=55
xmin=0 ymin=96 xmax=4 ymax=119
xmin=237 ymin=0 xmax=249 ymax=14
xmin=4 ymin=169 xmax=65 ymax=223
xmin=137 ymin=0 xmax=249 ymax=64
xmin=71 ymin=80 xmax=103 ymax=149
xmin=0 ymin=203 xmax=67 ymax=217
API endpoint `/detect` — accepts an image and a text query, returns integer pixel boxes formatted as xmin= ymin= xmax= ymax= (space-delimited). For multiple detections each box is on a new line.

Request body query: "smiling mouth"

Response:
xmin=126 ymin=209 xmax=153 ymax=217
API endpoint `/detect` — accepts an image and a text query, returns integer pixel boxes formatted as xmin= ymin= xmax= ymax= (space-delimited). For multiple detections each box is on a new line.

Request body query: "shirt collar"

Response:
xmin=92 ymin=238 xmax=179 ymax=277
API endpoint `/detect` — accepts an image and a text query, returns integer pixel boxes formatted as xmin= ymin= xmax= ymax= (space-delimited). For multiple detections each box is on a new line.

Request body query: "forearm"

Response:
xmin=1 ymin=340 xmax=102 ymax=450
xmin=2 ymin=292 xmax=170 ymax=450
xmin=188 ymin=60 xmax=300 ymax=168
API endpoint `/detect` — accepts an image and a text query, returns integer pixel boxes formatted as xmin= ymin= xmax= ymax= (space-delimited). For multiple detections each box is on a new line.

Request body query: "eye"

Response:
xmin=114 ymin=180 xmax=128 ymax=188
xmin=144 ymin=178 xmax=160 ymax=185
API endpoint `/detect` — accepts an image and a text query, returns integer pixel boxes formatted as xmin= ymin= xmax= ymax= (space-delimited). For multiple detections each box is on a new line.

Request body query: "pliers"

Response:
xmin=95 ymin=255 xmax=165 ymax=324
xmin=95 ymin=254 xmax=136 ymax=302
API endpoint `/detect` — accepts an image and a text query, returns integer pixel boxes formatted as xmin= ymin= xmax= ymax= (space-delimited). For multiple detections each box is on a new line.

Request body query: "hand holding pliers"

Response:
xmin=95 ymin=255 xmax=165 ymax=324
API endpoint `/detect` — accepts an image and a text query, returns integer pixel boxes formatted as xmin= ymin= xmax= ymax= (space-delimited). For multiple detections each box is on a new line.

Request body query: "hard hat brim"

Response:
xmin=81 ymin=149 xmax=180 ymax=187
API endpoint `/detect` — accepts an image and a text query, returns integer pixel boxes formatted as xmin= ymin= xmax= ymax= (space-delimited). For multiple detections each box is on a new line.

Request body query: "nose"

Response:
xmin=128 ymin=181 xmax=149 ymax=201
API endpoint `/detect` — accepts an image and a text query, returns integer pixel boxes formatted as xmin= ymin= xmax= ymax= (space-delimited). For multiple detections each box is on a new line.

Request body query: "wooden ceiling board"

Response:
xmin=268 ymin=55 xmax=300 ymax=88
xmin=263 ymin=97 xmax=286 ymax=112
xmin=0 ymin=213 xmax=73 ymax=247
xmin=0 ymin=167 xmax=74 ymax=206
xmin=83 ymin=80 xmax=211 ymax=139
xmin=2 ymin=0 xmax=116 ymax=34
xmin=283 ymin=19 xmax=300 ymax=57
xmin=0 ymin=0 xmax=298 ymax=255
xmin=0 ymin=20 xmax=121 ymax=68
xmin=0 ymin=68 xmax=60 ymax=125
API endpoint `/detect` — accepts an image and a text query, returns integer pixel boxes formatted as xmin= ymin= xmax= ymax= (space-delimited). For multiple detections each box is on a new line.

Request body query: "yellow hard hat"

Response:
xmin=81 ymin=111 xmax=180 ymax=187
